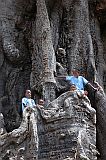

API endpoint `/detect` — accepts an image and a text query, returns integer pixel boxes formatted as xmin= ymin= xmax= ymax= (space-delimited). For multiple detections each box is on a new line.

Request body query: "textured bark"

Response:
xmin=0 ymin=107 xmax=38 ymax=159
xmin=0 ymin=0 xmax=106 ymax=159
xmin=95 ymin=88 xmax=106 ymax=160
xmin=31 ymin=0 xmax=57 ymax=105
xmin=0 ymin=92 xmax=97 ymax=160
xmin=0 ymin=0 xmax=33 ymax=131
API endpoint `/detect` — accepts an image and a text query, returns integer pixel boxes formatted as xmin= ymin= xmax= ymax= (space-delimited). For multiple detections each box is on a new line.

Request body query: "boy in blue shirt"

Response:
xmin=22 ymin=90 xmax=36 ymax=112
xmin=57 ymin=68 xmax=98 ymax=93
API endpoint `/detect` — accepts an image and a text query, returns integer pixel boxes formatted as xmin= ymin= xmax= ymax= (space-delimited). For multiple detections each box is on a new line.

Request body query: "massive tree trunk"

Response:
xmin=31 ymin=0 xmax=56 ymax=105
xmin=0 ymin=0 xmax=106 ymax=159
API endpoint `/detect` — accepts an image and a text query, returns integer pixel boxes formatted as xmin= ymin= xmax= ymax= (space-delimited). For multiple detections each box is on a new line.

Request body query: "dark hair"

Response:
xmin=25 ymin=89 xmax=31 ymax=94
xmin=70 ymin=84 xmax=76 ymax=87
xmin=38 ymin=99 xmax=44 ymax=105
xmin=72 ymin=68 xmax=80 ymax=72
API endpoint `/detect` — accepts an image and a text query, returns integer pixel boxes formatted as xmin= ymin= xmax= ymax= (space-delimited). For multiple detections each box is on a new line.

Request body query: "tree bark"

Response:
xmin=0 ymin=0 xmax=106 ymax=159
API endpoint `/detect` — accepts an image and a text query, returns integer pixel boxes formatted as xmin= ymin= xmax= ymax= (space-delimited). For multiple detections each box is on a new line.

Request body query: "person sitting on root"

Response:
xmin=70 ymin=84 xmax=88 ymax=96
xmin=22 ymin=89 xmax=36 ymax=112
xmin=37 ymin=99 xmax=45 ymax=109
xmin=57 ymin=68 xmax=98 ymax=94
xmin=69 ymin=84 xmax=96 ymax=124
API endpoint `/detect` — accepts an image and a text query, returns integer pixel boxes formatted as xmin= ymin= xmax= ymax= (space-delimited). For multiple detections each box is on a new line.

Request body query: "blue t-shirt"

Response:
xmin=22 ymin=97 xmax=36 ymax=111
xmin=66 ymin=76 xmax=88 ymax=91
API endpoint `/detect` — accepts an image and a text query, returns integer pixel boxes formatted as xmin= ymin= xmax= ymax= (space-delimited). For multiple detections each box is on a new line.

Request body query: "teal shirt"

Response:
xmin=22 ymin=97 xmax=36 ymax=111
xmin=66 ymin=76 xmax=88 ymax=91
